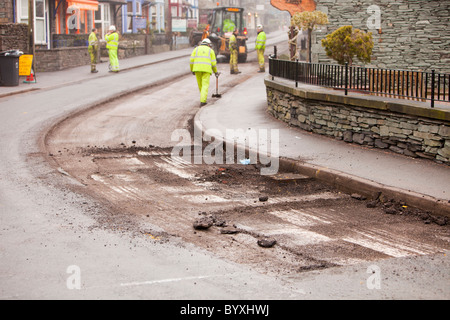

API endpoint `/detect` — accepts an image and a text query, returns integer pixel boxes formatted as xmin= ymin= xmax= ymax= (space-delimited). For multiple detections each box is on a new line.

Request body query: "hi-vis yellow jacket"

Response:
xmin=256 ymin=31 xmax=266 ymax=50
xmin=88 ymin=32 xmax=98 ymax=48
xmin=229 ymin=34 xmax=237 ymax=51
xmin=105 ymin=32 xmax=119 ymax=51
xmin=190 ymin=45 xmax=218 ymax=74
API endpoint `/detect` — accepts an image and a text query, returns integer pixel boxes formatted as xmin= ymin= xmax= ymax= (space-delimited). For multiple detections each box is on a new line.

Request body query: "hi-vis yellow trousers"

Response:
xmin=195 ymin=72 xmax=211 ymax=103
xmin=108 ymin=49 xmax=119 ymax=72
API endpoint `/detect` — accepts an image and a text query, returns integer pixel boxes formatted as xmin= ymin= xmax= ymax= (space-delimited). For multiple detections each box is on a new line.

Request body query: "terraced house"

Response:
xmin=0 ymin=0 xmax=168 ymax=70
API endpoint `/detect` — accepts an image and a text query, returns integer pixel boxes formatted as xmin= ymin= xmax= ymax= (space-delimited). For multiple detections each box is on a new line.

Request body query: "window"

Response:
xmin=35 ymin=0 xmax=45 ymax=43
xmin=17 ymin=0 xmax=47 ymax=44
xmin=149 ymin=1 xmax=164 ymax=32
xmin=94 ymin=3 xmax=111 ymax=38
xmin=213 ymin=10 xmax=243 ymax=34
xmin=65 ymin=4 xmax=96 ymax=35
xmin=19 ymin=0 xmax=28 ymax=22
xmin=170 ymin=0 xmax=179 ymax=18
xmin=126 ymin=1 xmax=142 ymax=33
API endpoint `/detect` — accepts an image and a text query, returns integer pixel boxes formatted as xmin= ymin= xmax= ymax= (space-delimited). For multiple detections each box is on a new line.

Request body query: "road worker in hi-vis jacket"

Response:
xmin=190 ymin=38 xmax=219 ymax=107
xmin=229 ymin=28 xmax=241 ymax=75
xmin=256 ymin=24 xmax=267 ymax=73
xmin=105 ymin=25 xmax=119 ymax=73
xmin=88 ymin=28 xmax=99 ymax=73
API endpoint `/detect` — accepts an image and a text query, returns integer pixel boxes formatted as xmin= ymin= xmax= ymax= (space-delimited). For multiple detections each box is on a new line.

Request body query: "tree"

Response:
xmin=321 ymin=26 xmax=374 ymax=65
xmin=291 ymin=11 xmax=329 ymax=62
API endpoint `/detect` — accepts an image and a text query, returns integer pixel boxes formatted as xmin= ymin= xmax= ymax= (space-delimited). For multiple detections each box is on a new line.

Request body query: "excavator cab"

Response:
xmin=208 ymin=7 xmax=248 ymax=63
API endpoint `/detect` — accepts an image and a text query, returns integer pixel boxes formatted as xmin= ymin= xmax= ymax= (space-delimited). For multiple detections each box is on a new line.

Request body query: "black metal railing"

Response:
xmin=269 ymin=57 xmax=450 ymax=108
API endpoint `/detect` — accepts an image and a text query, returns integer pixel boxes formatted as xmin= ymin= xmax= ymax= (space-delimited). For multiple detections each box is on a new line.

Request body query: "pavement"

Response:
xmin=1 ymin=46 xmax=449 ymax=217
xmin=195 ymin=73 xmax=450 ymax=215
xmin=0 ymin=47 xmax=195 ymax=98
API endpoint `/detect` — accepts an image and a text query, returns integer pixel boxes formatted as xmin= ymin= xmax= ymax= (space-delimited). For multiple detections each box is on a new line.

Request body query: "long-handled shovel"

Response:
xmin=212 ymin=72 xmax=222 ymax=98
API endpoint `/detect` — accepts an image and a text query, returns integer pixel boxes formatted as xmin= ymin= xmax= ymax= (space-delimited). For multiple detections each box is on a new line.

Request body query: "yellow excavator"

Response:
xmin=191 ymin=7 xmax=248 ymax=63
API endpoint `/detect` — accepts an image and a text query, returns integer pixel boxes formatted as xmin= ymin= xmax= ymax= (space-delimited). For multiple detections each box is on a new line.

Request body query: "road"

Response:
xmin=1 ymin=31 xmax=449 ymax=302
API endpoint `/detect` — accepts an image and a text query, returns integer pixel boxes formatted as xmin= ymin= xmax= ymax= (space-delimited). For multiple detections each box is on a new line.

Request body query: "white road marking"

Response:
xmin=120 ymin=273 xmax=248 ymax=287
xmin=343 ymin=229 xmax=435 ymax=258
xmin=154 ymin=162 xmax=196 ymax=180
xmin=269 ymin=208 xmax=333 ymax=227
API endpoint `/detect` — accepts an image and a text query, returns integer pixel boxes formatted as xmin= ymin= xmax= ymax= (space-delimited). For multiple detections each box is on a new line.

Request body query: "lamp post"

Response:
xmin=28 ymin=0 xmax=36 ymax=74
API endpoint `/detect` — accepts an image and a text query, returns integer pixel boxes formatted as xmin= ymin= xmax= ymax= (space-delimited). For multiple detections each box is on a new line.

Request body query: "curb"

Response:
xmin=0 ymin=53 xmax=191 ymax=99
xmin=194 ymin=104 xmax=450 ymax=218
xmin=278 ymin=157 xmax=450 ymax=217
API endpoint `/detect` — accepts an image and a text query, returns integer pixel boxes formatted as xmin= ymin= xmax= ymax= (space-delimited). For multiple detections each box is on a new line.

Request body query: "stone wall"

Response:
xmin=0 ymin=23 xmax=28 ymax=52
xmin=0 ymin=1 xmax=13 ymax=23
xmin=35 ymin=47 xmax=90 ymax=72
xmin=313 ymin=0 xmax=450 ymax=74
xmin=265 ymin=79 xmax=450 ymax=164
xmin=37 ymin=34 xmax=162 ymax=71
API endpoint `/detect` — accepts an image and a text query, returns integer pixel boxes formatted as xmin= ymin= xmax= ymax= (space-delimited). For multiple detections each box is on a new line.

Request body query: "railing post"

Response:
xmin=271 ymin=46 xmax=277 ymax=81
xmin=345 ymin=62 xmax=349 ymax=95
xmin=431 ymin=69 xmax=435 ymax=108
xmin=295 ymin=59 xmax=299 ymax=88
xmin=270 ymin=59 xmax=273 ymax=81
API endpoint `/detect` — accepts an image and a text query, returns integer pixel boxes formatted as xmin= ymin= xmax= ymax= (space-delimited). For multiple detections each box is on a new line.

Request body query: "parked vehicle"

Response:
xmin=191 ymin=7 xmax=248 ymax=63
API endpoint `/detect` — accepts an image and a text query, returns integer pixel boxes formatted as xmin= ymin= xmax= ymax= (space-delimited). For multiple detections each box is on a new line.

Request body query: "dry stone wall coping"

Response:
xmin=265 ymin=78 xmax=450 ymax=164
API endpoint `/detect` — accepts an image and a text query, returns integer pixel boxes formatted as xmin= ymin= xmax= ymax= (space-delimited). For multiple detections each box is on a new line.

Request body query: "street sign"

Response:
xmin=270 ymin=0 xmax=316 ymax=16
xmin=19 ymin=54 xmax=33 ymax=76
xmin=172 ymin=19 xmax=187 ymax=32
xmin=134 ymin=17 xmax=147 ymax=30
xmin=187 ymin=19 xmax=198 ymax=29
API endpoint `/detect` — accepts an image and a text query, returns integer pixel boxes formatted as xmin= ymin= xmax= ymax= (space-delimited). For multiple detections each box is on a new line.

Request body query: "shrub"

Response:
xmin=321 ymin=25 xmax=373 ymax=65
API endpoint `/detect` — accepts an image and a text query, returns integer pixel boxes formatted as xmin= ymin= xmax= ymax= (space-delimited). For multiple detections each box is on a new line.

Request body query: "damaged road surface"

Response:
xmin=45 ymin=64 xmax=450 ymax=281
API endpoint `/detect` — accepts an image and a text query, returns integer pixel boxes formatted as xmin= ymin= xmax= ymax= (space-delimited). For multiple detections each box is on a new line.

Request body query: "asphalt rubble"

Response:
xmin=1 ymin=49 xmax=449 ymax=221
